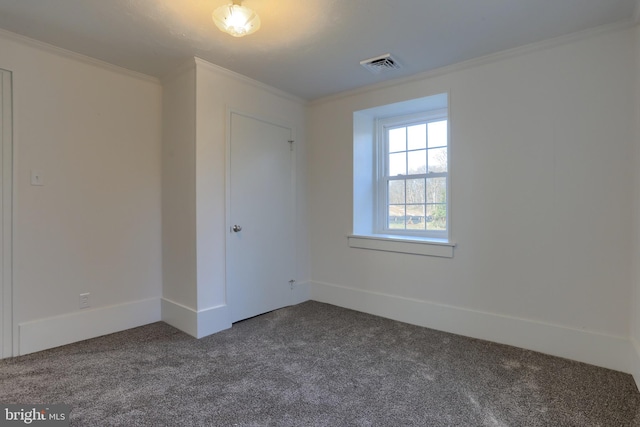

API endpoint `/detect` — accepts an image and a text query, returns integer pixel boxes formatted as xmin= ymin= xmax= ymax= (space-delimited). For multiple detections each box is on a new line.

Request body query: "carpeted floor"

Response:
xmin=1 ymin=301 xmax=639 ymax=426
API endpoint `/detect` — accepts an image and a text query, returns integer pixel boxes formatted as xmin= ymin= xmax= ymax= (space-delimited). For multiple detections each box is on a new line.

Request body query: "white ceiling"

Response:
xmin=0 ymin=0 xmax=637 ymax=100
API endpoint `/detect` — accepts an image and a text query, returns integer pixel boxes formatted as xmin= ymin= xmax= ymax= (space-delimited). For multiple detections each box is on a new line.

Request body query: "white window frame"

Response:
xmin=375 ymin=109 xmax=450 ymax=241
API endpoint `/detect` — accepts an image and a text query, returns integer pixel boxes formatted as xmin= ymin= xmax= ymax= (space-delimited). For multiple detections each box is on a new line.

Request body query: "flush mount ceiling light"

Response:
xmin=212 ymin=0 xmax=261 ymax=37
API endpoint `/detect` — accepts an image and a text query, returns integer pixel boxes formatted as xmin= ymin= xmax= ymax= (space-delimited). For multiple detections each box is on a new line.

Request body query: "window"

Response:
xmin=377 ymin=111 xmax=448 ymax=239
xmin=350 ymin=93 xmax=454 ymax=257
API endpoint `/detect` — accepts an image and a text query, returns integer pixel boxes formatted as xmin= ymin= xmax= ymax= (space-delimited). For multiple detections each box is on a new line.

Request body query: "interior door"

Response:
xmin=227 ymin=112 xmax=295 ymax=323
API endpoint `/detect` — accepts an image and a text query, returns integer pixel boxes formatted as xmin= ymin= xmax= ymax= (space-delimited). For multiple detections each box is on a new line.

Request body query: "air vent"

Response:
xmin=360 ymin=53 xmax=401 ymax=74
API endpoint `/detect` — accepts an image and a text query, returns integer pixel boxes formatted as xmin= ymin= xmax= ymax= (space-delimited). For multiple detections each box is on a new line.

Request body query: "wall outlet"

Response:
xmin=79 ymin=293 xmax=90 ymax=309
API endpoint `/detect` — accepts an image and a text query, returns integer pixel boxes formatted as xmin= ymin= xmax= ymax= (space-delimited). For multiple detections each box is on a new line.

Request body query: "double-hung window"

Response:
xmin=377 ymin=110 xmax=448 ymax=240
xmin=350 ymin=93 xmax=453 ymax=257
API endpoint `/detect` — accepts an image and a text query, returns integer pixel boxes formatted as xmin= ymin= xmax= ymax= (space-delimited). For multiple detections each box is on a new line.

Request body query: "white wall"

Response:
xmin=632 ymin=23 xmax=640 ymax=385
xmin=195 ymin=59 xmax=310 ymax=311
xmin=161 ymin=58 xmax=309 ymax=338
xmin=162 ymin=65 xmax=197 ymax=310
xmin=308 ymin=25 xmax=637 ymax=372
xmin=0 ymin=31 xmax=163 ymax=355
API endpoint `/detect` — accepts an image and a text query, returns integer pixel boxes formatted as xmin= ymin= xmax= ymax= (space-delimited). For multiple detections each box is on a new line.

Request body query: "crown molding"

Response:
xmin=193 ymin=57 xmax=307 ymax=106
xmin=0 ymin=28 xmax=160 ymax=85
xmin=160 ymin=57 xmax=197 ymax=83
xmin=311 ymin=18 xmax=635 ymax=106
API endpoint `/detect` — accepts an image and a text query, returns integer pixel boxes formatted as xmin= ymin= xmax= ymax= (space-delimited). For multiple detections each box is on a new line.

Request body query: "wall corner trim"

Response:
xmin=161 ymin=298 xmax=231 ymax=339
xmin=310 ymin=281 xmax=634 ymax=374
xmin=196 ymin=304 xmax=231 ymax=338
xmin=18 ymin=297 xmax=161 ymax=356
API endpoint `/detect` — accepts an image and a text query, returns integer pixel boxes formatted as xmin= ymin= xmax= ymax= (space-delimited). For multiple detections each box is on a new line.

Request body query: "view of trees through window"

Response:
xmin=386 ymin=119 xmax=447 ymax=231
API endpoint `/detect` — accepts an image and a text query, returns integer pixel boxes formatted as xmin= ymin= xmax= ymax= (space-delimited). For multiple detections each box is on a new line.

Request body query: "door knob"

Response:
xmin=232 ymin=225 xmax=242 ymax=232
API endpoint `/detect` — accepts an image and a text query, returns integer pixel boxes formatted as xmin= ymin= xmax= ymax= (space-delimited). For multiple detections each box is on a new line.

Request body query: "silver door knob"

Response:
xmin=232 ymin=225 xmax=242 ymax=232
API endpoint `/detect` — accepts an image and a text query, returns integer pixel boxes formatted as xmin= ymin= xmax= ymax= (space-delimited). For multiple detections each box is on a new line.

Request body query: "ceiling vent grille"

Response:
xmin=360 ymin=53 xmax=401 ymax=74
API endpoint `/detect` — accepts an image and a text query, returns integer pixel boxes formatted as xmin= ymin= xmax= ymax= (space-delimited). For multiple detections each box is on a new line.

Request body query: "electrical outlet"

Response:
xmin=79 ymin=293 xmax=90 ymax=309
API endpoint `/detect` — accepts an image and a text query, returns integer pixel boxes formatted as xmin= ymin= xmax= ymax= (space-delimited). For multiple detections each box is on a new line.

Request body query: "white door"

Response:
xmin=0 ymin=69 xmax=13 ymax=358
xmin=227 ymin=112 xmax=295 ymax=323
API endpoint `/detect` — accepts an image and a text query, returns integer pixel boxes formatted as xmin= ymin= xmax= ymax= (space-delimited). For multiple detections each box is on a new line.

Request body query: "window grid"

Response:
xmin=381 ymin=117 xmax=448 ymax=237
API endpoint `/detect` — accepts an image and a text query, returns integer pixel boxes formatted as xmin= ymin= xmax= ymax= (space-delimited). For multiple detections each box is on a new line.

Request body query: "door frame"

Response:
xmin=1 ymin=68 xmax=13 ymax=358
xmin=224 ymin=108 xmax=297 ymax=318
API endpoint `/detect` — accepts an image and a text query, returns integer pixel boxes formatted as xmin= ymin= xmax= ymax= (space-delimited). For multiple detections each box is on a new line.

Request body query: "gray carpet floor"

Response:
xmin=1 ymin=301 xmax=639 ymax=426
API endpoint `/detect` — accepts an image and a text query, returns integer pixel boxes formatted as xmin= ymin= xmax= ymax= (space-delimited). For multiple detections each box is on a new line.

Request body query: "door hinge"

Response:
xmin=289 ymin=279 xmax=296 ymax=289
xmin=288 ymin=140 xmax=294 ymax=151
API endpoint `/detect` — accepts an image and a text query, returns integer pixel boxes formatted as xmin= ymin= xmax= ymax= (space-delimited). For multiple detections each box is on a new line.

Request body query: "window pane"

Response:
xmin=388 ymin=180 xmax=405 ymax=204
xmin=408 ymin=150 xmax=427 ymax=174
xmin=406 ymin=205 xmax=426 ymax=230
xmin=388 ymin=205 xmax=405 ymax=229
xmin=427 ymin=204 xmax=447 ymax=230
xmin=427 ymin=177 xmax=446 ymax=204
xmin=377 ymin=111 xmax=449 ymax=237
xmin=389 ymin=152 xmax=406 ymax=176
xmin=407 ymin=124 xmax=426 ymax=150
xmin=406 ymin=178 xmax=425 ymax=203
xmin=428 ymin=120 xmax=447 ymax=148
xmin=428 ymin=147 xmax=447 ymax=173
xmin=388 ymin=127 xmax=406 ymax=153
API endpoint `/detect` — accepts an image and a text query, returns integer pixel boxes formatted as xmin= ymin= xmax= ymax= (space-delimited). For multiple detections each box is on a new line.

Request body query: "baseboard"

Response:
xmin=161 ymin=298 xmax=231 ymax=339
xmin=310 ymin=281 xmax=633 ymax=373
xmin=196 ymin=304 xmax=231 ymax=338
xmin=161 ymin=298 xmax=199 ymax=337
xmin=631 ymin=338 xmax=640 ymax=390
xmin=291 ymin=280 xmax=311 ymax=305
xmin=18 ymin=297 xmax=161 ymax=356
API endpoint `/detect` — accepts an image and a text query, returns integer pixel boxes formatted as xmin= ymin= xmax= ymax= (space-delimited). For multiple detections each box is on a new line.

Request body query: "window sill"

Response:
xmin=348 ymin=234 xmax=456 ymax=258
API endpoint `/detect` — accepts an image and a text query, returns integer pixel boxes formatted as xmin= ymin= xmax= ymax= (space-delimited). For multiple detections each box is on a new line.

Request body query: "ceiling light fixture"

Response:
xmin=212 ymin=0 xmax=261 ymax=37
